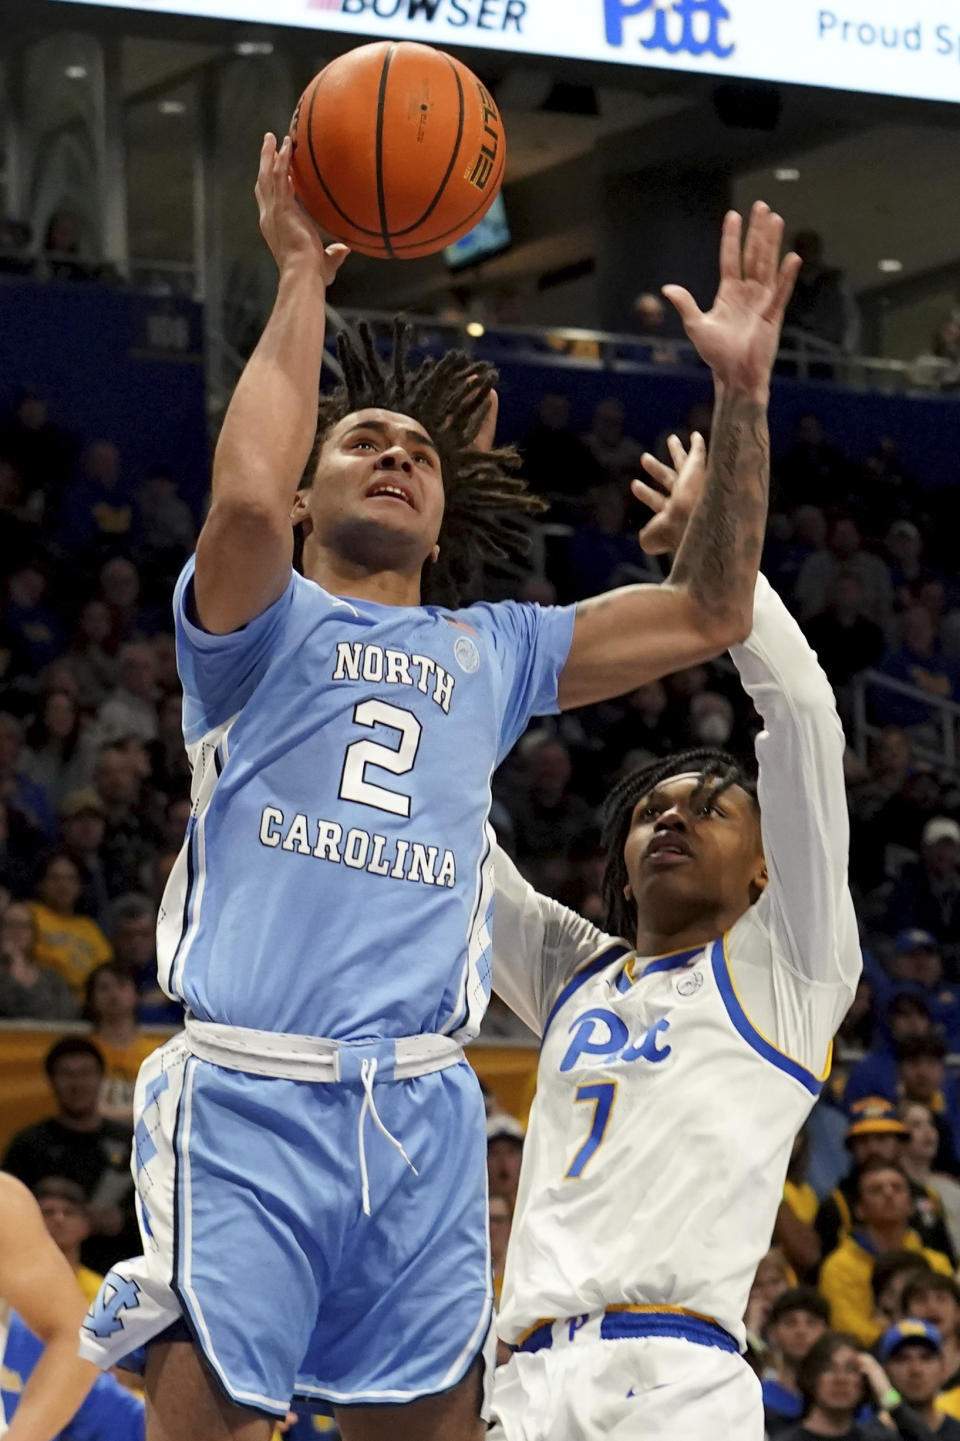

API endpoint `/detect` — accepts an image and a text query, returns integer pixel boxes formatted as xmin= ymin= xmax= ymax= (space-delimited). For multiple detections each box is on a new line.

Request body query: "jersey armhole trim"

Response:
xmin=710 ymin=936 xmax=830 ymax=1096
xmin=541 ymin=943 xmax=631 ymax=1045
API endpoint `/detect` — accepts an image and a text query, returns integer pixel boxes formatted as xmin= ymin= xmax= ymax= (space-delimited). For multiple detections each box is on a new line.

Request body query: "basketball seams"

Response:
xmin=374 ymin=43 xmax=398 ymax=261
xmin=384 ymin=54 xmax=465 ymax=242
xmin=292 ymin=40 xmax=506 ymax=260
xmin=303 ymin=65 xmax=380 ymax=239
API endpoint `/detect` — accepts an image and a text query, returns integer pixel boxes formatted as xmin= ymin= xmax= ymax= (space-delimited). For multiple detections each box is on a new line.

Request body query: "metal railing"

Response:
xmin=851 ymin=668 xmax=960 ymax=773
xmin=335 ymin=308 xmax=922 ymax=395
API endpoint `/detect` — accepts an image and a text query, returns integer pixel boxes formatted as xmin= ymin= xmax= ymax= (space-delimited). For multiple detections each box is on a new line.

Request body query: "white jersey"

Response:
xmin=492 ymin=574 xmax=861 ymax=1349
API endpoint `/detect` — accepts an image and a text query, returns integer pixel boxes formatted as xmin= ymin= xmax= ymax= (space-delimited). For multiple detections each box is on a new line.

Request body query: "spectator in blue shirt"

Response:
xmin=886 ymin=826 xmax=960 ymax=976
xmin=762 ymin=1287 xmax=831 ymax=1437
xmin=872 ymin=607 xmax=960 ymax=733
xmin=845 ymin=992 xmax=935 ymax=1108
xmin=1 ymin=1312 xmax=144 ymax=1440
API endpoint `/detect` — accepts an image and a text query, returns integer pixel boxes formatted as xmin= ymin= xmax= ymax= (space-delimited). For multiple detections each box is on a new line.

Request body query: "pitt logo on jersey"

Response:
xmin=560 ymin=1009 xmax=671 ymax=1073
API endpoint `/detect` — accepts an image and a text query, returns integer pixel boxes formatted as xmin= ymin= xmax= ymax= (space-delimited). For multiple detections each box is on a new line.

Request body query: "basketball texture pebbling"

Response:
xmin=288 ymin=40 xmax=506 ymax=260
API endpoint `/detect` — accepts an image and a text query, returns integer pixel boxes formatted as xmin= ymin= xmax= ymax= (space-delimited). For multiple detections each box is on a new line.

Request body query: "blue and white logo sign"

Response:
xmin=54 ymin=0 xmax=960 ymax=106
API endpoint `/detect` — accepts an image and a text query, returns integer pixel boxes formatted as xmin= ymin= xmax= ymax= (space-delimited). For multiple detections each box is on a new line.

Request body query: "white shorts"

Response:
xmin=491 ymin=1330 xmax=763 ymax=1441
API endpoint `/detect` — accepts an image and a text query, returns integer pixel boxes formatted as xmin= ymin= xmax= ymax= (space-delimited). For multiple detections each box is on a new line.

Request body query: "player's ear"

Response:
xmin=429 ymin=543 xmax=440 ymax=565
xmin=748 ymin=857 xmax=768 ymax=906
xmin=291 ymin=489 xmax=313 ymax=536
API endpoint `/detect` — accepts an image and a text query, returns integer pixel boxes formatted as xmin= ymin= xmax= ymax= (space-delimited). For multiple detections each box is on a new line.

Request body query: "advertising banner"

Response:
xmin=52 ymin=0 xmax=960 ymax=104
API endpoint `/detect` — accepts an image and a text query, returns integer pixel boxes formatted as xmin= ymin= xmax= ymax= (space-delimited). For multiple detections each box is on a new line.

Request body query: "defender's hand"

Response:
xmin=632 ymin=432 xmax=706 ymax=556
xmin=662 ymin=201 xmax=800 ymax=398
xmin=256 ymin=133 xmax=350 ymax=284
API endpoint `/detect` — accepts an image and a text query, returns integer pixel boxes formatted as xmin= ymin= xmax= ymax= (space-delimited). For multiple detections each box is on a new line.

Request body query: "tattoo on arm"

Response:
xmin=669 ymin=390 xmax=770 ymax=624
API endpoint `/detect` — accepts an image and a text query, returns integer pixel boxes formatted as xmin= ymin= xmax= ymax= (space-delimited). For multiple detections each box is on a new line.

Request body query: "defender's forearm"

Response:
xmin=5 ymin=1333 xmax=98 ymax=1441
xmin=669 ymin=385 xmax=770 ymax=637
xmin=211 ymin=259 xmax=328 ymax=515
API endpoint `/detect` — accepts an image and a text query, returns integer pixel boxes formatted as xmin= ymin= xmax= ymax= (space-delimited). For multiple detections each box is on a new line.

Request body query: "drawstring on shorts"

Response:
xmin=357 ymin=1055 xmax=419 ymax=1216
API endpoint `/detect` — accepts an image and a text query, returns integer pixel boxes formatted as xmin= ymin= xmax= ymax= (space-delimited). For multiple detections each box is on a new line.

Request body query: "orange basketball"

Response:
xmin=288 ymin=40 xmax=506 ymax=261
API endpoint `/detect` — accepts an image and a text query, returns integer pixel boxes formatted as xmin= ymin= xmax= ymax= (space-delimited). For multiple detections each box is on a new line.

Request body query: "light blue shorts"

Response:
xmin=79 ymin=1034 xmax=493 ymax=1418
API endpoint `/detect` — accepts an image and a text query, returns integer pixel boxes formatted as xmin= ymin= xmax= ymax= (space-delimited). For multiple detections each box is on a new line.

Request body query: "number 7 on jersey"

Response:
xmin=565 ymin=1080 xmax=618 ymax=1180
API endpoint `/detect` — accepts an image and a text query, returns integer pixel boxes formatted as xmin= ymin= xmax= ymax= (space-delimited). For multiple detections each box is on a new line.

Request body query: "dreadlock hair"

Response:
xmin=297 ymin=319 xmax=545 ymax=608
xmin=600 ymin=747 xmax=760 ymax=942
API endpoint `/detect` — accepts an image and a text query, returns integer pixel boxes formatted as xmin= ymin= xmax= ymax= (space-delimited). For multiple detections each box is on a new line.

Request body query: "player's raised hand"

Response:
xmin=662 ymin=202 xmax=801 ymax=397
xmin=256 ymin=132 xmax=350 ymax=285
xmin=632 ymin=431 xmax=706 ymax=556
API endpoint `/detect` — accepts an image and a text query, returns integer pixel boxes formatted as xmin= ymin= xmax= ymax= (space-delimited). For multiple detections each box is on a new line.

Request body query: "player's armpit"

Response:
xmin=492 ymin=845 xmax=611 ymax=1034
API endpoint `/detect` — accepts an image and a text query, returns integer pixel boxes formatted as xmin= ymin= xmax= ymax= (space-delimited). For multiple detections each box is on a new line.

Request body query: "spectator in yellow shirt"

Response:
xmin=819 ymin=1159 xmax=952 ymax=1345
xmin=777 ymin=1128 xmax=821 ymax=1283
xmin=83 ymin=961 xmax=164 ymax=1126
xmin=33 ymin=1174 xmax=103 ymax=1306
xmin=28 ymin=851 xmax=111 ymax=998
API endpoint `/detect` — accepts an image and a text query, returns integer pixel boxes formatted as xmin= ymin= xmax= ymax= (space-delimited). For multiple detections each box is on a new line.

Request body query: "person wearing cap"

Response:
xmin=487 ymin=1113 xmax=525 ymax=1211
xmin=897 ymin=1035 xmax=960 ymax=1176
xmin=845 ymin=994 xmax=935 ymax=1110
xmin=819 ymin=1159 xmax=952 ymax=1346
xmin=904 ymin=1273 xmax=960 ymax=1421
xmin=887 ymin=819 xmax=960 ymax=968
xmin=762 ymin=1287 xmax=831 ymax=1437
xmin=815 ymin=1100 xmax=955 ymax=1264
xmin=879 ymin=1319 xmax=960 ymax=1438
xmin=862 ymin=927 xmax=960 ymax=1050
xmin=59 ymin=787 xmax=112 ymax=933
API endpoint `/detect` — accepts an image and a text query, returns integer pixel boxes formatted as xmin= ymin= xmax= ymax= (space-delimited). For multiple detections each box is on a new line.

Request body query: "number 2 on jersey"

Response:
xmin=338 ymin=700 xmax=422 ymax=817
xmin=565 ymin=1080 xmax=618 ymax=1180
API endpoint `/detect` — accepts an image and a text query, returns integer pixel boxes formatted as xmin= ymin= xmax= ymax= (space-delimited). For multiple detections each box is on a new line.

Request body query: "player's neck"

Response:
xmin=862 ymin=1219 xmax=909 ymax=1251
xmin=95 ymin=1018 xmax=136 ymax=1048
xmin=633 ymin=907 xmax=740 ymax=961
xmin=917 ymin=1400 xmax=941 ymax=1429
xmin=305 ymin=553 xmax=423 ymax=607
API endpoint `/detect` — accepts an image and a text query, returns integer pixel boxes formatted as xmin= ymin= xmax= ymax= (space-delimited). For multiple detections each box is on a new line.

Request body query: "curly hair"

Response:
xmin=600 ymin=746 xmax=759 ymax=940
xmin=298 ymin=319 xmax=544 ymax=607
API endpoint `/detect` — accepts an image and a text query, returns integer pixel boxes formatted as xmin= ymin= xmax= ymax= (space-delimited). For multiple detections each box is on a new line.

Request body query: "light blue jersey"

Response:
xmin=159 ymin=559 xmax=575 ymax=1042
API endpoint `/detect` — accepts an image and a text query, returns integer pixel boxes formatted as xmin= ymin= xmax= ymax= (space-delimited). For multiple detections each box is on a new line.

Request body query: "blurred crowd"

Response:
xmin=2 ymin=349 xmax=960 ymax=1437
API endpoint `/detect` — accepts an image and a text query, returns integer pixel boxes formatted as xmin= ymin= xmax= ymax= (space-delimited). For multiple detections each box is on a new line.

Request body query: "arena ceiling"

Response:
xmin=4 ymin=10 xmax=960 ymax=341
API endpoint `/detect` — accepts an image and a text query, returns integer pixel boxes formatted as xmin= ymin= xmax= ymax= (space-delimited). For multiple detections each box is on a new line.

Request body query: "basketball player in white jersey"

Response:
xmin=0 ymin=1173 xmax=97 ymax=1439
xmin=488 ymin=438 xmax=861 ymax=1438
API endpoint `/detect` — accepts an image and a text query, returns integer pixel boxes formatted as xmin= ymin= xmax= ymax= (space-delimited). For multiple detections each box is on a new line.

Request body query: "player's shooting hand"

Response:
xmin=662 ymin=201 xmax=801 ymax=398
xmin=256 ymin=133 xmax=350 ymax=285
xmin=632 ymin=431 xmax=706 ymax=556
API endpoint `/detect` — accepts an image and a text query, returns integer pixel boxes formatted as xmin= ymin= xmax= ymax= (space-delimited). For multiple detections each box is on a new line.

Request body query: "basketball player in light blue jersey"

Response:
xmin=79 ymin=132 xmax=799 ymax=1441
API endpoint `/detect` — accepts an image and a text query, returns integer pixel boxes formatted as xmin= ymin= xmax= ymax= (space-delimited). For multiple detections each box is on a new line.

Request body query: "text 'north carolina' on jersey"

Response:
xmin=158 ymin=559 xmax=574 ymax=1040
xmin=490 ymin=574 xmax=862 ymax=1349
